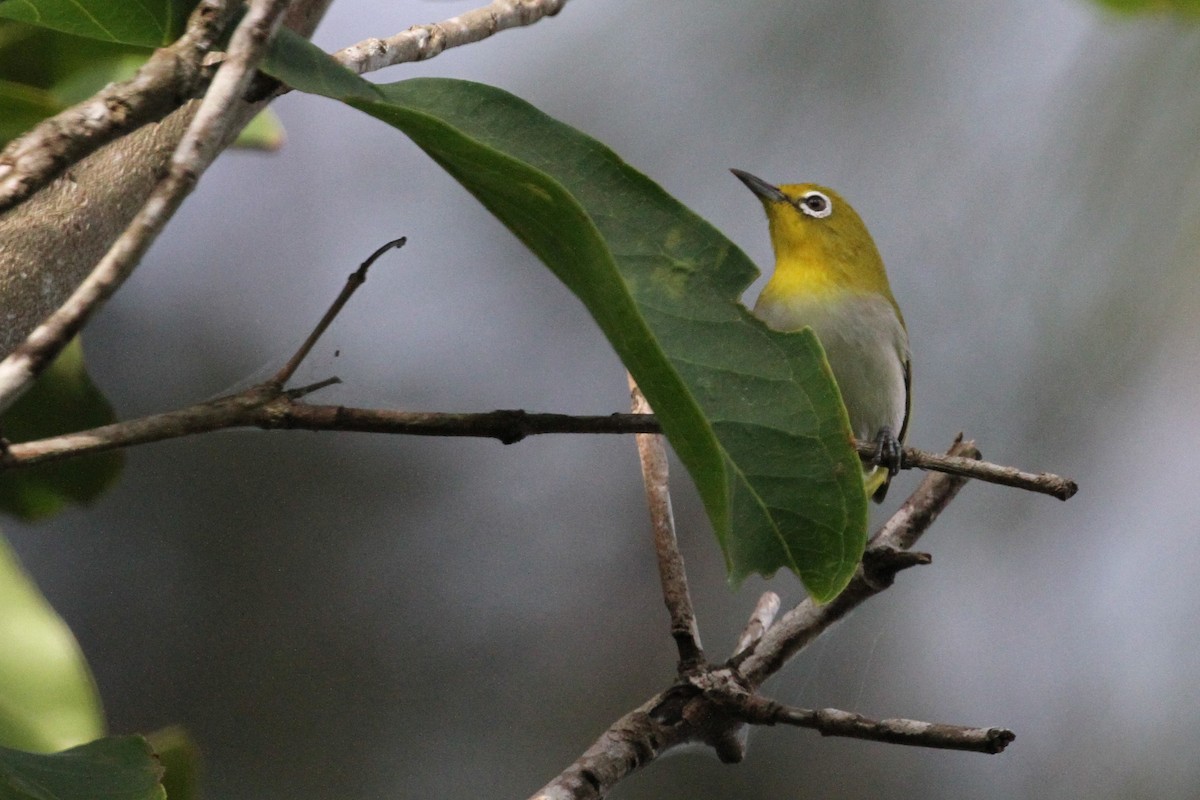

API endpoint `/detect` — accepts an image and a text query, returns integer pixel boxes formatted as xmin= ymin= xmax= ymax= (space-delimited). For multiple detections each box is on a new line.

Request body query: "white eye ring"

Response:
xmin=797 ymin=191 xmax=832 ymax=219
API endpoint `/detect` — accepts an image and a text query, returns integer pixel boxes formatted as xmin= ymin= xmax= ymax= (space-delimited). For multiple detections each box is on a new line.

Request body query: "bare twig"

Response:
xmin=628 ymin=375 xmax=704 ymax=671
xmin=271 ymin=237 xmax=405 ymax=385
xmin=732 ymin=592 xmax=781 ymax=659
xmin=740 ymin=698 xmax=1014 ymax=754
xmin=335 ymin=0 xmax=569 ymax=74
xmin=0 ymin=0 xmax=293 ymax=414
xmin=0 ymin=407 xmax=664 ymax=468
xmin=0 ymin=1 xmax=238 ymax=215
xmin=0 ymin=402 xmax=1073 ymax=508
xmin=877 ymin=440 xmax=1076 ymax=501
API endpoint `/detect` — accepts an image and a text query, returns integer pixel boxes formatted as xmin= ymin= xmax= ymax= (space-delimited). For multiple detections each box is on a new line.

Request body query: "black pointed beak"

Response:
xmin=730 ymin=168 xmax=785 ymax=202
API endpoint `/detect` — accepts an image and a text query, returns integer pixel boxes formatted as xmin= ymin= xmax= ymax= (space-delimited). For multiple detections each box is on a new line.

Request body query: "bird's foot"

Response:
xmin=872 ymin=426 xmax=903 ymax=477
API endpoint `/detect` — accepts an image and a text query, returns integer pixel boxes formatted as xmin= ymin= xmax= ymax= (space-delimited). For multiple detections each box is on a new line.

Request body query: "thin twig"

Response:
xmin=732 ymin=592 xmax=781 ymax=659
xmin=628 ymin=375 xmax=704 ymax=671
xmin=0 ymin=401 xmax=1075 ymax=505
xmin=741 ymin=698 xmax=1014 ymax=754
xmin=270 ymin=237 xmax=405 ymax=385
xmin=335 ymin=0 xmax=569 ymax=74
xmin=0 ymin=407 xmax=662 ymax=468
xmin=0 ymin=1 xmax=237 ymax=215
xmin=0 ymin=0 xmax=293 ymax=415
xmin=856 ymin=439 xmax=1076 ymax=500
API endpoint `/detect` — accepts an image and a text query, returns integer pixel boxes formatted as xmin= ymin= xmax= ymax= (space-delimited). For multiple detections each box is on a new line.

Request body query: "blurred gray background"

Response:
xmin=9 ymin=0 xmax=1200 ymax=797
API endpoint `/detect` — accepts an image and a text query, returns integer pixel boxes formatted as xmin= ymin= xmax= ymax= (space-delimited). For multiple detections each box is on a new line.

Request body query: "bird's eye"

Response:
xmin=798 ymin=191 xmax=832 ymax=218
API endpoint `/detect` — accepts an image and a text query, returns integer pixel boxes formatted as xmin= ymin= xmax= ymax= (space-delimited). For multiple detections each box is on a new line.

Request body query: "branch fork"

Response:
xmin=530 ymin=414 xmax=1020 ymax=798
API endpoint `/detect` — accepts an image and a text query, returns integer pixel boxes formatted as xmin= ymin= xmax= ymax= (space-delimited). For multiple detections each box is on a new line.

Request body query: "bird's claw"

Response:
xmin=872 ymin=426 xmax=903 ymax=477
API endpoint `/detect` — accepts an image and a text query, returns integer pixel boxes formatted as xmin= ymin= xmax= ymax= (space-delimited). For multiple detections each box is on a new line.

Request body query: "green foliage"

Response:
xmin=0 ymin=535 xmax=103 ymax=752
xmin=0 ymin=20 xmax=146 ymax=147
xmin=145 ymin=727 xmax=201 ymax=800
xmin=0 ymin=18 xmax=280 ymax=150
xmin=0 ymin=339 xmax=123 ymax=521
xmin=262 ymin=36 xmax=869 ymax=600
xmin=1092 ymin=0 xmax=1200 ymax=14
xmin=0 ymin=0 xmax=195 ymax=47
xmin=0 ymin=736 xmax=165 ymax=800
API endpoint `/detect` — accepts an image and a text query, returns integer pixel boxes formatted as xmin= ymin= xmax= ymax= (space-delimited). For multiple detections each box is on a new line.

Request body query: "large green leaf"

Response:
xmin=0 ymin=339 xmax=123 ymax=521
xmin=0 ymin=534 xmax=103 ymax=752
xmin=0 ymin=0 xmax=194 ymax=46
xmin=263 ymin=41 xmax=867 ymax=599
xmin=0 ymin=736 xmax=164 ymax=800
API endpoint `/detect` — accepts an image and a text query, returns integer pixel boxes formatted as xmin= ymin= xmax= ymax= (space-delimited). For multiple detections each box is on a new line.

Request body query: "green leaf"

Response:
xmin=0 ymin=534 xmax=104 ymax=752
xmin=0 ymin=0 xmax=195 ymax=46
xmin=0 ymin=77 xmax=57 ymax=142
xmin=1092 ymin=0 xmax=1200 ymax=15
xmin=144 ymin=728 xmax=199 ymax=800
xmin=0 ymin=736 xmax=164 ymax=800
xmin=261 ymin=39 xmax=866 ymax=599
xmin=261 ymin=27 xmax=379 ymax=103
xmin=0 ymin=339 xmax=124 ymax=521
xmin=0 ymin=20 xmax=151 ymax=147
xmin=232 ymin=108 xmax=286 ymax=151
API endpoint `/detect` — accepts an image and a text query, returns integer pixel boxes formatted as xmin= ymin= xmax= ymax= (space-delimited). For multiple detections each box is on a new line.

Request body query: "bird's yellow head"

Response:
xmin=732 ymin=169 xmax=897 ymax=306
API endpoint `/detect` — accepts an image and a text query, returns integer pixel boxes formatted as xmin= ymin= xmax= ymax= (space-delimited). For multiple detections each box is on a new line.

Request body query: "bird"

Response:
xmin=731 ymin=169 xmax=910 ymax=502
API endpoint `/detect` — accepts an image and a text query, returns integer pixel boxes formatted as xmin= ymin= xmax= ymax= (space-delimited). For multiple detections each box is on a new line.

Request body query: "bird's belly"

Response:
xmin=753 ymin=291 xmax=908 ymax=442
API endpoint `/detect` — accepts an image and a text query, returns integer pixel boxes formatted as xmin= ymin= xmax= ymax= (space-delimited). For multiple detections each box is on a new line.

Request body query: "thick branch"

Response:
xmin=335 ymin=0 xmax=569 ymax=74
xmin=0 ymin=0 xmax=570 ymax=221
xmin=0 ymin=0 xmax=564 ymax=361
xmin=0 ymin=0 xmax=292 ymax=414
xmin=0 ymin=1 xmax=235 ymax=215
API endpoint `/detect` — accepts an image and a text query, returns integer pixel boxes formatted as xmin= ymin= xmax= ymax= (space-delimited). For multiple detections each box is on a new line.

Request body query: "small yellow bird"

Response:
xmin=732 ymin=169 xmax=910 ymax=502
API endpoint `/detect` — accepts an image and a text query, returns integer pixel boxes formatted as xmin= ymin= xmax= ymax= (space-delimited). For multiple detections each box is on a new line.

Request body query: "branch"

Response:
xmin=856 ymin=439 xmax=1077 ymax=500
xmin=628 ymin=376 xmax=704 ymax=671
xmin=740 ymin=698 xmax=1014 ymax=754
xmin=0 ymin=0 xmax=293 ymax=414
xmin=0 ymin=407 xmax=665 ymax=468
xmin=0 ymin=0 xmax=565 ymax=361
xmin=732 ymin=591 xmax=781 ymax=659
xmin=334 ymin=0 xmax=569 ymax=74
xmin=0 ymin=1 xmax=237 ymax=215
xmin=530 ymin=448 xmax=1011 ymax=798
xmin=0 ymin=0 xmax=571 ymax=220
xmin=270 ymin=237 xmax=406 ymax=386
